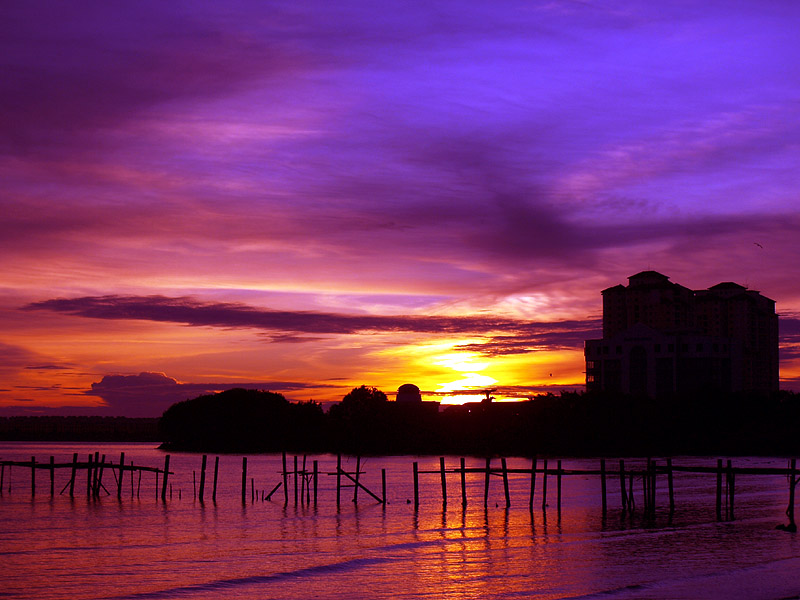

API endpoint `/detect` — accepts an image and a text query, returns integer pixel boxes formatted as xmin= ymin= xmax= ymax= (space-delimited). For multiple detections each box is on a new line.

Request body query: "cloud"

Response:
xmin=86 ymin=371 xmax=330 ymax=417
xmin=24 ymin=294 xmax=597 ymax=341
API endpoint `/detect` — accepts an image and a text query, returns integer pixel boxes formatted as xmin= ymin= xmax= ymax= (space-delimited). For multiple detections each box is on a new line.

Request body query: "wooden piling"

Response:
xmin=97 ymin=455 xmax=106 ymax=497
xmin=460 ymin=457 xmax=467 ymax=507
xmin=650 ymin=459 xmax=657 ymax=513
xmin=353 ymin=456 xmax=361 ymax=504
xmin=541 ymin=459 xmax=548 ymax=510
xmin=381 ymin=468 xmax=386 ymax=505
xmin=501 ymin=458 xmax=511 ymax=508
xmin=667 ymin=458 xmax=675 ymax=514
xmin=484 ymin=457 xmax=491 ymax=508
xmin=597 ymin=459 xmax=605 ymax=514
xmin=788 ymin=458 xmax=797 ymax=528
xmin=251 ymin=477 xmax=255 ymax=504
xmin=529 ymin=456 xmax=537 ymax=511
xmin=283 ymin=453 xmax=290 ymax=504
xmin=212 ymin=456 xmax=219 ymax=503
xmin=336 ymin=454 xmax=342 ymax=507
xmin=49 ymin=456 xmax=55 ymax=497
xmin=241 ymin=456 xmax=247 ymax=504
xmin=628 ymin=472 xmax=634 ymax=511
xmin=716 ymin=458 xmax=723 ymax=520
xmin=199 ymin=455 xmax=207 ymax=502
xmin=87 ymin=453 xmax=93 ymax=497
xmin=727 ymin=459 xmax=734 ymax=520
xmin=440 ymin=457 xmax=447 ymax=505
xmin=557 ymin=460 xmax=562 ymax=511
xmin=619 ymin=459 xmax=627 ymax=510
xmin=314 ymin=460 xmax=319 ymax=505
xmin=117 ymin=452 xmax=125 ymax=499
xmin=161 ymin=455 xmax=170 ymax=502
xmin=67 ymin=453 xmax=77 ymax=498
xmin=413 ymin=461 xmax=419 ymax=508
xmin=294 ymin=455 xmax=299 ymax=505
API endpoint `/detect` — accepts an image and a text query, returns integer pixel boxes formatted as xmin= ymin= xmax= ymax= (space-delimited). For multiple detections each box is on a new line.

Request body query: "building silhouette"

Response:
xmin=585 ymin=271 xmax=778 ymax=397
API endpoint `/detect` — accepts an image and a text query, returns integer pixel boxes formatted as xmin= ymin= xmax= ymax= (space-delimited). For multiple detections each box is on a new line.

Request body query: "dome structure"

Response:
xmin=396 ymin=383 xmax=422 ymax=403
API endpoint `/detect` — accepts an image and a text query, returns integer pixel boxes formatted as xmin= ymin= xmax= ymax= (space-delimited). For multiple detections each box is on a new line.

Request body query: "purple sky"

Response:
xmin=2 ymin=1 xmax=799 ymax=416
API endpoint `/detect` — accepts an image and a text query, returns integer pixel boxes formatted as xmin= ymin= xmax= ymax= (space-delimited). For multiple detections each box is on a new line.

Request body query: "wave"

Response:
xmin=106 ymin=556 xmax=391 ymax=599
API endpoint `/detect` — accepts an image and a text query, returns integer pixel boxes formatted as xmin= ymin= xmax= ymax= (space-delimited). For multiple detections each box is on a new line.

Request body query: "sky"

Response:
xmin=2 ymin=0 xmax=800 ymax=416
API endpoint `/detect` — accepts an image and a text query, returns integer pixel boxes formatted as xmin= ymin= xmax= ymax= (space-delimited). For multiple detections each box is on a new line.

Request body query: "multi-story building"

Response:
xmin=585 ymin=271 xmax=778 ymax=397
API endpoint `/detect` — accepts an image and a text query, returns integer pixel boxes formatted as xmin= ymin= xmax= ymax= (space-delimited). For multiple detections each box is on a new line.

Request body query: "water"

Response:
xmin=1 ymin=442 xmax=800 ymax=599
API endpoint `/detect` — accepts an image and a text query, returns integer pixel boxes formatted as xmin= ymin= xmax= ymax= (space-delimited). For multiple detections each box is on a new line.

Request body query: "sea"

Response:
xmin=2 ymin=442 xmax=800 ymax=600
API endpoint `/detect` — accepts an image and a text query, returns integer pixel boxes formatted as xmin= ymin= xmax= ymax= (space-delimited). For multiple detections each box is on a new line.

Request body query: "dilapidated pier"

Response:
xmin=2 ymin=454 xmax=798 ymax=528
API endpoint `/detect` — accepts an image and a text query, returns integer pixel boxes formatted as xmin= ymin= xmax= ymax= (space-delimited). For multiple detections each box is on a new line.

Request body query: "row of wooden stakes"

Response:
xmin=1 ymin=453 xmax=798 ymax=527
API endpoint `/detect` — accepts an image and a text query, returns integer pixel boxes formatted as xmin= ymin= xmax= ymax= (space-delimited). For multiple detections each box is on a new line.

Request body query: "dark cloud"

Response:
xmin=456 ymin=320 xmax=602 ymax=356
xmin=86 ymin=371 xmax=331 ymax=417
xmin=24 ymin=295 xmax=597 ymax=345
xmin=0 ymin=3 xmax=312 ymax=156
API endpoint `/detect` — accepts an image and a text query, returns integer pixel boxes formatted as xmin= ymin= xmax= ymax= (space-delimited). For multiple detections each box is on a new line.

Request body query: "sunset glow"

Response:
xmin=2 ymin=1 xmax=800 ymax=416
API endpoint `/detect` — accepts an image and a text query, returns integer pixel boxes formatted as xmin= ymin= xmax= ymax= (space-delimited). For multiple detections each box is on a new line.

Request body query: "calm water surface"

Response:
xmin=2 ymin=442 xmax=800 ymax=599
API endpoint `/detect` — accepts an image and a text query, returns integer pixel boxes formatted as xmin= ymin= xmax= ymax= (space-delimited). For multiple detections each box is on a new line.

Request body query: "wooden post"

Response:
xmin=97 ymin=455 xmax=106 ymax=497
xmin=529 ymin=456 xmax=537 ymax=511
xmin=439 ymin=457 xmax=447 ymax=505
xmin=716 ymin=458 xmax=723 ymax=520
xmin=303 ymin=455 xmax=309 ymax=504
xmin=130 ymin=461 xmax=135 ymax=499
xmin=251 ymin=477 xmax=255 ymax=503
xmin=484 ymin=457 xmax=491 ymax=508
xmin=292 ymin=454 xmax=297 ymax=506
xmin=667 ymin=458 xmax=675 ymax=514
xmin=212 ymin=456 xmax=219 ymax=503
xmin=650 ymin=459 xmax=657 ymax=513
xmin=353 ymin=456 xmax=361 ymax=504
xmin=241 ymin=456 xmax=247 ymax=504
xmin=117 ymin=452 xmax=125 ymax=499
xmin=600 ymin=459 xmax=607 ymax=514
xmin=67 ymin=453 xmax=77 ymax=498
xmin=314 ymin=460 xmax=319 ymax=505
xmin=727 ymin=459 xmax=734 ymax=520
xmin=413 ymin=461 xmax=419 ymax=509
xmin=283 ymin=453 xmax=290 ymax=504
xmin=193 ymin=471 xmax=196 ymax=499
xmin=460 ymin=457 xmax=467 ymax=507
xmin=381 ymin=468 xmax=386 ymax=505
xmin=628 ymin=472 xmax=634 ymax=511
xmin=31 ymin=456 xmax=36 ymax=498
xmin=336 ymin=454 xmax=342 ymax=507
xmin=643 ymin=458 xmax=651 ymax=513
xmin=93 ymin=452 xmax=100 ymax=497
xmin=501 ymin=458 xmax=510 ymax=508
xmin=541 ymin=459 xmax=548 ymax=510
xmin=788 ymin=458 xmax=797 ymax=529
xmin=161 ymin=455 xmax=170 ymax=502
xmin=87 ymin=453 xmax=93 ymax=497
xmin=557 ymin=460 xmax=562 ymax=511
xmin=199 ymin=455 xmax=207 ymax=502
xmin=619 ymin=459 xmax=627 ymax=511
xmin=49 ymin=456 xmax=55 ymax=497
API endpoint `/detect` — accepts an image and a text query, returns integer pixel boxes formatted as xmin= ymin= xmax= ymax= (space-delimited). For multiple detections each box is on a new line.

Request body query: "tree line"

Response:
xmin=157 ymin=386 xmax=800 ymax=456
